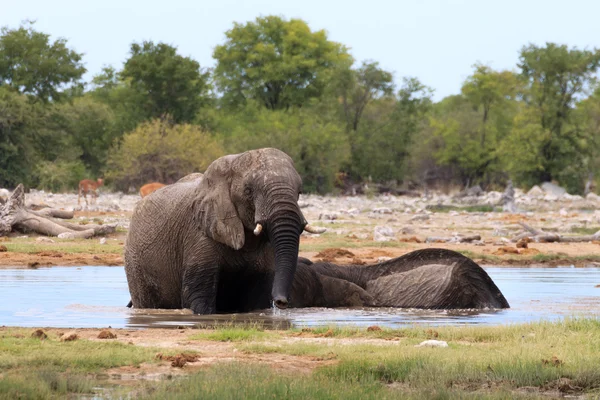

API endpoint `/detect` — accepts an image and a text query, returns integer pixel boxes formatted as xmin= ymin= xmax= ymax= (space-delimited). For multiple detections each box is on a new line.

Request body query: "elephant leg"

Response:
xmin=182 ymin=265 xmax=220 ymax=314
xmin=237 ymin=273 xmax=273 ymax=312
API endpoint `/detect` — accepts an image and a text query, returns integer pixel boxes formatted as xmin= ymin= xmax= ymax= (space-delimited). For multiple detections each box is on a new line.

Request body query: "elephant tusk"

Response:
xmin=304 ymin=224 xmax=326 ymax=234
xmin=253 ymin=223 xmax=263 ymax=236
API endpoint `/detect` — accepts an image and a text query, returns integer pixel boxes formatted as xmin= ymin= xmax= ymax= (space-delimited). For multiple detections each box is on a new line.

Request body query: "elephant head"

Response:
xmin=193 ymin=148 xmax=323 ymax=309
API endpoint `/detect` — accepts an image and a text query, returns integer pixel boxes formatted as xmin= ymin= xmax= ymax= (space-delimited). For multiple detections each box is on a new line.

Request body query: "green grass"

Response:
xmin=570 ymin=226 xmax=600 ymax=235
xmin=145 ymin=319 xmax=600 ymax=399
xmin=531 ymin=253 xmax=600 ymax=263
xmin=3 ymin=238 xmax=122 ymax=254
xmin=426 ymin=204 xmax=499 ymax=213
xmin=189 ymin=327 xmax=275 ymax=342
xmin=4 ymin=320 xmax=600 ymax=399
xmin=0 ymin=328 xmax=181 ymax=399
xmin=300 ymin=237 xmax=405 ymax=252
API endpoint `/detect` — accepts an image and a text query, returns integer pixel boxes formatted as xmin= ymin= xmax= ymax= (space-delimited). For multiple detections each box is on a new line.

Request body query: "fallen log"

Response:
xmin=31 ymin=208 xmax=74 ymax=219
xmin=0 ymin=184 xmax=116 ymax=238
xmin=512 ymin=221 xmax=600 ymax=243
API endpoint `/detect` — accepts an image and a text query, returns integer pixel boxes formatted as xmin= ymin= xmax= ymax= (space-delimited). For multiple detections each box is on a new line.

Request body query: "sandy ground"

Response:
xmin=2 ymin=326 xmax=343 ymax=379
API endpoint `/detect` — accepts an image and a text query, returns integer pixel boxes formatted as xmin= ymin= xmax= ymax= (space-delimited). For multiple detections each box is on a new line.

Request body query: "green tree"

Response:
xmin=89 ymin=66 xmax=148 ymax=136
xmin=0 ymin=87 xmax=39 ymax=186
xmin=428 ymin=65 xmax=519 ymax=187
xmin=335 ymin=60 xmax=395 ymax=132
xmin=106 ymin=119 xmax=224 ymax=191
xmin=213 ymin=15 xmax=352 ymax=110
xmin=0 ymin=21 xmax=85 ymax=102
xmin=346 ymin=78 xmax=432 ymax=183
xmin=53 ymin=96 xmax=118 ymax=175
xmin=121 ymin=41 xmax=211 ymax=123
xmin=516 ymin=43 xmax=600 ymax=184
xmin=210 ymin=103 xmax=349 ymax=193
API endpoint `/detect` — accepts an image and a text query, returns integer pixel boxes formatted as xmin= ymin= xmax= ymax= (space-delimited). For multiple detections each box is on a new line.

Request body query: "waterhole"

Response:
xmin=1 ymin=266 xmax=599 ymax=329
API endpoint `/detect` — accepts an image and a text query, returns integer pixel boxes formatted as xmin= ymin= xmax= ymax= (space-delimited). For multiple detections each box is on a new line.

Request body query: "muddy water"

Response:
xmin=1 ymin=266 xmax=599 ymax=329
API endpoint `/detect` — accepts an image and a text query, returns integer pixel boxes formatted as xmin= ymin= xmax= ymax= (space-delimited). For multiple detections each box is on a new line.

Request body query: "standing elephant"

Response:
xmin=124 ymin=148 xmax=324 ymax=314
xmin=288 ymin=249 xmax=509 ymax=309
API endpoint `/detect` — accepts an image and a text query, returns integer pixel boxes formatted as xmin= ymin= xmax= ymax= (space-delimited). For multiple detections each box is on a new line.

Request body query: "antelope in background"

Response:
xmin=78 ymin=178 xmax=104 ymax=205
xmin=139 ymin=182 xmax=166 ymax=198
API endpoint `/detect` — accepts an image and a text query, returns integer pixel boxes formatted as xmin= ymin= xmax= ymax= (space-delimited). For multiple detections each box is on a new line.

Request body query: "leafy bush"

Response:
xmin=213 ymin=105 xmax=350 ymax=193
xmin=34 ymin=159 xmax=87 ymax=192
xmin=106 ymin=119 xmax=224 ymax=191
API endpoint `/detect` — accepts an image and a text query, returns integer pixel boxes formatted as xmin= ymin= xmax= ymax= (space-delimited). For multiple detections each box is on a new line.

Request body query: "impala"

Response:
xmin=78 ymin=178 xmax=104 ymax=205
xmin=139 ymin=182 xmax=166 ymax=198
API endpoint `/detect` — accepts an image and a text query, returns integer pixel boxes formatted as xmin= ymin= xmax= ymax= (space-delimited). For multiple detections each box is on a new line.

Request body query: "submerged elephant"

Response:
xmin=288 ymin=249 xmax=509 ymax=309
xmin=124 ymin=148 xmax=324 ymax=314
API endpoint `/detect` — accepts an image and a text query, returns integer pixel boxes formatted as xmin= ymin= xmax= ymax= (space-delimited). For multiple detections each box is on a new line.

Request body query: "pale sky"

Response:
xmin=3 ymin=0 xmax=599 ymax=100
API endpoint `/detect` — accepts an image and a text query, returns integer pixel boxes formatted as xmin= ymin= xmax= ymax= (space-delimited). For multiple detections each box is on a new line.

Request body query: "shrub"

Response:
xmin=106 ymin=119 xmax=224 ymax=191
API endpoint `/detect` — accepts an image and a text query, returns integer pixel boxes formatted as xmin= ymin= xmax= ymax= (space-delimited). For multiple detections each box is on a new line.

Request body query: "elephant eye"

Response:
xmin=244 ymin=187 xmax=252 ymax=196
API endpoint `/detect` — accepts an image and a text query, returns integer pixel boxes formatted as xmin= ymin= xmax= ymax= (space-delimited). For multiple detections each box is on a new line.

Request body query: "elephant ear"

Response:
xmin=194 ymin=155 xmax=245 ymax=250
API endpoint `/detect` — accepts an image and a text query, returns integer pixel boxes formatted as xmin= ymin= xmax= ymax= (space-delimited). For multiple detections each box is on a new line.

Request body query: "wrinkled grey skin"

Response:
xmin=125 ymin=148 xmax=307 ymax=314
xmin=288 ymin=249 xmax=509 ymax=309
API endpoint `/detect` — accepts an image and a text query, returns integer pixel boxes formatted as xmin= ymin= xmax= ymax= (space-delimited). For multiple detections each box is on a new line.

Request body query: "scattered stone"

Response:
xmin=35 ymin=237 xmax=55 ymax=243
xmin=377 ymin=256 xmax=392 ymax=263
xmin=586 ymin=193 xmax=600 ymax=202
xmin=415 ymin=340 xmax=448 ymax=348
xmin=57 ymin=232 xmax=75 ymax=239
xmin=99 ymin=238 xmax=107 ymax=245
xmin=31 ymin=329 xmax=47 ymax=340
xmin=341 ymin=208 xmax=360 ymax=215
xmin=98 ymin=330 xmax=117 ymax=339
xmin=492 ymin=229 xmax=509 ymax=237
xmin=373 ymin=207 xmax=393 ymax=214
xmin=373 ymin=226 xmax=396 ymax=242
xmin=559 ymin=208 xmax=568 ymax=217
xmin=527 ymin=185 xmax=544 ymax=197
xmin=400 ymin=226 xmax=415 ymax=235
xmin=319 ymin=213 xmax=338 ymax=220
xmin=409 ymin=214 xmax=430 ymax=222
xmin=541 ymin=182 xmax=567 ymax=197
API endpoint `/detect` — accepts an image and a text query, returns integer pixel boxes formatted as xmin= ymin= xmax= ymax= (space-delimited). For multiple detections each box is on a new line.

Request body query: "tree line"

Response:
xmin=1 ymin=17 xmax=600 ymax=194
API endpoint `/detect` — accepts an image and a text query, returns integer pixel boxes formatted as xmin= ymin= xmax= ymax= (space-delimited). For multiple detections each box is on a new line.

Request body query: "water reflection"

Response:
xmin=1 ymin=266 xmax=599 ymax=329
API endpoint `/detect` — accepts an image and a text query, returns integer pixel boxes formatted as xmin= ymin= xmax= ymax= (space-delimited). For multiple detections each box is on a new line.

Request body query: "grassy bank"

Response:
xmin=2 ymin=319 xmax=600 ymax=399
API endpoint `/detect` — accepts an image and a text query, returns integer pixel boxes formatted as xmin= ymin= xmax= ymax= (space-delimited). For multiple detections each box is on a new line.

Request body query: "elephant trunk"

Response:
xmin=263 ymin=189 xmax=303 ymax=309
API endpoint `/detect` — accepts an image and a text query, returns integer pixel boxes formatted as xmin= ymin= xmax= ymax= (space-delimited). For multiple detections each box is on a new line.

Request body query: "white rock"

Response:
xmin=57 ymin=232 xmax=75 ymax=239
xmin=541 ymin=182 xmax=566 ymax=197
xmin=559 ymin=208 xmax=568 ymax=217
xmin=319 ymin=213 xmax=338 ymax=220
xmin=35 ymin=237 xmax=55 ymax=243
xmin=563 ymin=193 xmax=583 ymax=201
xmin=585 ymin=192 xmax=600 ymax=202
xmin=415 ymin=340 xmax=448 ymax=348
xmin=99 ymin=238 xmax=107 ymax=245
xmin=373 ymin=207 xmax=393 ymax=214
xmin=410 ymin=214 xmax=430 ymax=222
xmin=373 ymin=226 xmax=395 ymax=242
xmin=377 ymin=256 xmax=392 ymax=262
xmin=527 ymin=185 xmax=544 ymax=197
